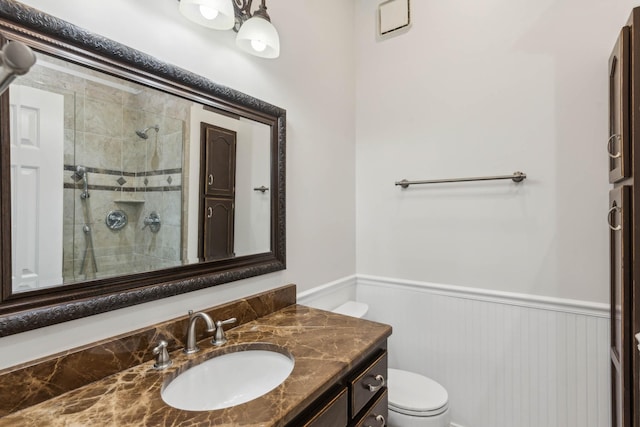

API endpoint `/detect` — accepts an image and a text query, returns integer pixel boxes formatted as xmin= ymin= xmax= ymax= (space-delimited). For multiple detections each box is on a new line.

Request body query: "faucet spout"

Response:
xmin=184 ymin=310 xmax=215 ymax=354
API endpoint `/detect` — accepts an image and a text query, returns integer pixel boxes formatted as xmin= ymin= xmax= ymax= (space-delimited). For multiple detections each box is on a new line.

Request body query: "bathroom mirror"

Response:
xmin=0 ymin=1 xmax=286 ymax=336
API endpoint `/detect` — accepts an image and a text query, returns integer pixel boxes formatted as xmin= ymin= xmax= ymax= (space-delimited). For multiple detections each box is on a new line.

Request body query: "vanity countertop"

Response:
xmin=0 ymin=304 xmax=392 ymax=426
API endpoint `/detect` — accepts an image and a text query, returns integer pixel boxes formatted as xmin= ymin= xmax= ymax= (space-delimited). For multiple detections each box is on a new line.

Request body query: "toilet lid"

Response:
xmin=387 ymin=368 xmax=449 ymax=416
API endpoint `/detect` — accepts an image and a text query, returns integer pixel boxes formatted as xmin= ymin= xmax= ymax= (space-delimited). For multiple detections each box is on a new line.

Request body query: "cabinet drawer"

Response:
xmin=354 ymin=389 xmax=388 ymax=427
xmin=350 ymin=351 xmax=388 ymax=417
xmin=301 ymin=387 xmax=348 ymax=427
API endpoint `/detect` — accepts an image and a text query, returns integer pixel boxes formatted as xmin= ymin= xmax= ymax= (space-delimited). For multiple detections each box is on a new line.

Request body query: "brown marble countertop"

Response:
xmin=0 ymin=304 xmax=391 ymax=426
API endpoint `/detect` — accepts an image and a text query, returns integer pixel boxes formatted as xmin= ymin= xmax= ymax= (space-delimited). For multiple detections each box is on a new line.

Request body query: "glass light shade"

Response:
xmin=236 ymin=16 xmax=280 ymax=59
xmin=179 ymin=0 xmax=234 ymax=30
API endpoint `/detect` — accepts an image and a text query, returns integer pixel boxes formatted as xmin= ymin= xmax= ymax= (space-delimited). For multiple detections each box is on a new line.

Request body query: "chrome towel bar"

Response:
xmin=395 ymin=171 xmax=527 ymax=188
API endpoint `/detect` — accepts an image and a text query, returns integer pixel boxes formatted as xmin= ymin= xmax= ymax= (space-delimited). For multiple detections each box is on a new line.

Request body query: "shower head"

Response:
xmin=71 ymin=165 xmax=90 ymax=199
xmin=135 ymin=124 xmax=159 ymax=139
xmin=71 ymin=165 xmax=86 ymax=182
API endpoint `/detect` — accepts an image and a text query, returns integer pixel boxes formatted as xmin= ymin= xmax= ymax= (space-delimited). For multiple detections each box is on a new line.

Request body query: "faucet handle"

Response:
xmin=152 ymin=339 xmax=173 ymax=370
xmin=212 ymin=317 xmax=237 ymax=346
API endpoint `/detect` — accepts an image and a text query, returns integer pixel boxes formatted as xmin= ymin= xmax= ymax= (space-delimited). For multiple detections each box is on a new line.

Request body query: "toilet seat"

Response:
xmin=387 ymin=368 xmax=449 ymax=417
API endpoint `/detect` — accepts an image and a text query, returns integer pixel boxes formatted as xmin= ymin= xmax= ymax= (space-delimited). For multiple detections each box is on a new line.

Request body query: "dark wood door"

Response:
xmin=199 ymin=123 xmax=237 ymax=261
xmin=202 ymin=198 xmax=234 ymax=261
xmin=202 ymin=123 xmax=237 ymax=197
xmin=609 ymin=27 xmax=631 ymax=184
xmin=610 ymin=186 xmax=632 ymax=427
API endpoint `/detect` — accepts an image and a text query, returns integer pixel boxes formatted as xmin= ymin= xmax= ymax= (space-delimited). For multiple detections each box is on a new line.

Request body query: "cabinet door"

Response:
xmin=201 ymin=122 xmax=236 ymax=197
xmin=609 ymin=186 xmax=631 ymax=427
xmin=609 ymin=27 xmax=631 ymax=183
xmin=201 ymin=198 xmax=234 ymax=261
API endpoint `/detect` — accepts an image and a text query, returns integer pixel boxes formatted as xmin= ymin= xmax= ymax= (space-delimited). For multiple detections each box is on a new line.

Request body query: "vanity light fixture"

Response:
xmin=179 ymin=0 xmax=235 ymax=30
xmin=178 ymin=0 xmax=280 ymax=59
xmin=0 ymin=40 xmax=36 ymax=95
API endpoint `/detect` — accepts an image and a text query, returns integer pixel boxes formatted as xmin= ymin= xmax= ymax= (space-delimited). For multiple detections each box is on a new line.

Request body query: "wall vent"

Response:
xmin=378 ymin=0 xmax=411 ymax=39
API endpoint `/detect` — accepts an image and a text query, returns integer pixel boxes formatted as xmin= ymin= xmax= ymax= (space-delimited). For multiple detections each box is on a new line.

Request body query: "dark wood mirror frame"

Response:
xmin=0 ymin=0 xmax=286 ymax=337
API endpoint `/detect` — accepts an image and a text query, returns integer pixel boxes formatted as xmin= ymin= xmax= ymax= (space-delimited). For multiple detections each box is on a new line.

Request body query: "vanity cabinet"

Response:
xmin=199 ymin=123 xmax=236 ymax=261
xmin=290 ymin=344 xmax=389 ymax=427
xmin=609 ymin=9 xmax=640 ymax=427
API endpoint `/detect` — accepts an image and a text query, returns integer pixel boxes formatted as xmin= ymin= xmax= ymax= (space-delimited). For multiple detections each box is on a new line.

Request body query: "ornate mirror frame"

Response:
xmin=0 ymin=0 xmax=286 ymax=336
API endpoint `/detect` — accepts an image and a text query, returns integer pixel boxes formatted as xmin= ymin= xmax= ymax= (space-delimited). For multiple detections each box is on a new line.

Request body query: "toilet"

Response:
xmin=332 ymin=301 xmax=451 ymax=427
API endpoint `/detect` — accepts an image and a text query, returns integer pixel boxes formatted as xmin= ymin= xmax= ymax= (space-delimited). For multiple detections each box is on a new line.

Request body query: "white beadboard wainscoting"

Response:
xmin=298 ymin=275 xmax=611 ymax=427
xmin=357 ymin=276 xmax=610 ymax=427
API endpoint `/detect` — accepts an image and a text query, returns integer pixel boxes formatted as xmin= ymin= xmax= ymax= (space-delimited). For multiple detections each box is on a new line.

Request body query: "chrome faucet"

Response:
xmin=184 ymin=310 xmax=215 ymax=354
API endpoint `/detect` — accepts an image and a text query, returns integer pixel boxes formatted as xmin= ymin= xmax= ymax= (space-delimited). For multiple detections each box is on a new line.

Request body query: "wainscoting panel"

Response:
xmin=356 ymin=276 xmax=610 ymax=427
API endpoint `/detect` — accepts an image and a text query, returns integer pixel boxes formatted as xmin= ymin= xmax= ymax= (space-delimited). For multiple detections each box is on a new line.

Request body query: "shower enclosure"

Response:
xmin=15 ymin=53 xmax=187 ymax=284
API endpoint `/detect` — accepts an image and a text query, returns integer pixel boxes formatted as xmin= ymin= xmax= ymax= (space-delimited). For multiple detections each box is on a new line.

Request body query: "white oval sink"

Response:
xmin=161 ymin=348 xmax=295 ymax=411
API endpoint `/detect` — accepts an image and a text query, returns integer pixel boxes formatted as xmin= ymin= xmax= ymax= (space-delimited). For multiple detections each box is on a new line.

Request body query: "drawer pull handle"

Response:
xmin=366 ymin=374 xmax=385 ymax=392
xmin=207 ymin=206 xmax=213 ymax=219
xmin=608 ymin=204 xmax=622 ymax=231
xmin=608 ymin=134 xmax=622 ymax=159
xmin=365 ymin=414 xmax=386 ymax=427
xmin=208 ymin=174 xmax=214 ymax=185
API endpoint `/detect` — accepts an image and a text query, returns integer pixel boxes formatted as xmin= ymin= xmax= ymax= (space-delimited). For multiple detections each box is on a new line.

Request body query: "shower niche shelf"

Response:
xmin=114 ymin=199 xmax=145 ymax=204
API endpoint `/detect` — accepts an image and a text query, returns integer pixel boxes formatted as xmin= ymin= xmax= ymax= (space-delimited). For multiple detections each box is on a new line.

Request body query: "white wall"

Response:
xmin=355 ymin=0 xmax=639 ymax=303
xmin=0 ymin=0 xmax=356 ymax=369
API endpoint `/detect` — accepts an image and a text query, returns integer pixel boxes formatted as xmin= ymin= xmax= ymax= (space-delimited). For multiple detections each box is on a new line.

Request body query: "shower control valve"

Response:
xmin=143 ymin=211 xmax=161 ymax=233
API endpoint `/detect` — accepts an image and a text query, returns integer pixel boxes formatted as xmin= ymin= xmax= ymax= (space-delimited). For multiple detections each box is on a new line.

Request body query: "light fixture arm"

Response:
xmin=233 ymin=0 xmax=271 ymax=32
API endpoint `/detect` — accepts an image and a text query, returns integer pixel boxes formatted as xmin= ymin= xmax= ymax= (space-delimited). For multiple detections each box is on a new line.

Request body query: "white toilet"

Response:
xmin=332 ymin=301 xmax=451 ymax=427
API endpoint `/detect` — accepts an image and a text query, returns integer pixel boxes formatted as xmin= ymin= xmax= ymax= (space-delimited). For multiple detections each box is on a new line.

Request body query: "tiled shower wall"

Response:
xmin=19 ymin=55 xmax=191 ymax=283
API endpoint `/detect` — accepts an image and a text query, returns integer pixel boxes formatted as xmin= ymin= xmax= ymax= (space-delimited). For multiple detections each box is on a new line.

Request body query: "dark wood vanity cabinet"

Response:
xmin=610 ymin=9 xmax=640 ymax=427
xmin=199 ymin=123 xmax=237 ymax=261
xmin=289 ymin=343 xmax=389 ymax=427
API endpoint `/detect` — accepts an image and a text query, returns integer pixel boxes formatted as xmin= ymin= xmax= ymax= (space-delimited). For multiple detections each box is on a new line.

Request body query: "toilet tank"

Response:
xmin=331 ymin=301 xmax=369 ymax=319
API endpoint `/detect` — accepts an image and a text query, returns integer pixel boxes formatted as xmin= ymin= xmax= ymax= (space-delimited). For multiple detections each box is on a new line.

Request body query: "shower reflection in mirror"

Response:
xmin=71 ymin=165 xmax=98 ymax=275
xmin=8 ymin=49 xmax=272 ymax=292
xmin=10 ymin=50 xmax=186 ymax=288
